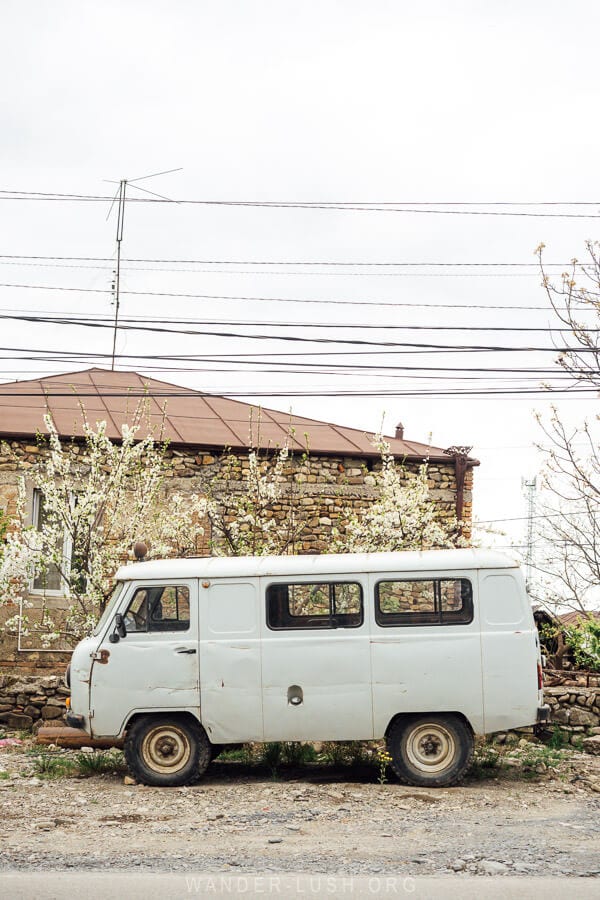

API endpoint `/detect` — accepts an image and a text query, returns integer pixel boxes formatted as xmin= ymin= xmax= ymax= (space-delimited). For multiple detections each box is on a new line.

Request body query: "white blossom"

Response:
xmin=0 ymin=406 xmax=206 ymax=643
xmin=331 ymin=435 xmax=461 ymax=553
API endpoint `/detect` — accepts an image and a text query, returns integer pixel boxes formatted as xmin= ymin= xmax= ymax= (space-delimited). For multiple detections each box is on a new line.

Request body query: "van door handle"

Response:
xmin=176 ymin=648 xmax=197 ymax=654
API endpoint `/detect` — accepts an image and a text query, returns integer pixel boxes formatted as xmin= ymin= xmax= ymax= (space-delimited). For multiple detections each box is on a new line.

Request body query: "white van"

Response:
xmin=65 ymin=549 xmax=548 ymax=788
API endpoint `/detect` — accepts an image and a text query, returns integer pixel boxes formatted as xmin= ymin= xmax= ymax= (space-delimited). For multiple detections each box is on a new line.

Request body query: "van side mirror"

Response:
xmin=109 ymin=613 xmax=127 ymax=643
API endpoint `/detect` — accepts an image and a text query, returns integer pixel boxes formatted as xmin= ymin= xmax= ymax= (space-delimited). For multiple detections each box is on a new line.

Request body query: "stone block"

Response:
xmin=24 ymin=705 xmax=41 ymax=719
xmin=4 ymin=712 xmax=33 ymax=729
xmin=7 ymin=683 xmax=36 ymax=696
xmin=582 ymin=735 xmax=600 ymax=756
xmin=569 ymin=708 xmax=597 ymax=727
xmin=41 ymin=705 xmax=64 ymax=720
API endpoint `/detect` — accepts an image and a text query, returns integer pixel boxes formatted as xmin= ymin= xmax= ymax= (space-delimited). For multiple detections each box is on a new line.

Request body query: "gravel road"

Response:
xmin=0 ymin=740 xmax=599 ymax=880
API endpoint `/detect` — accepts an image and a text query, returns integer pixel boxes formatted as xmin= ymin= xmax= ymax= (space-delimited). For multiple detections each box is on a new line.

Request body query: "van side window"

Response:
xmin=375 ymin=578 xmax=473 ymax=626
xmin=124 ymin=585 xmax=190 ymax=632
xmin=267 ymin=582 xmax=363 ymax=630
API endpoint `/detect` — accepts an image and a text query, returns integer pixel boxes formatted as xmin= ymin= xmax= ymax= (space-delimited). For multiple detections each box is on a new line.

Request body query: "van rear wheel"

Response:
xmin=124 ymin=715 xmax=210 ymax=787
xmin=386 ymin=714 xmax=474 ymax=787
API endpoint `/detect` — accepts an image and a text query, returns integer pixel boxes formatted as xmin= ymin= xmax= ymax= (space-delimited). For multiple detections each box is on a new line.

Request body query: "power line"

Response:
xmin=2 ymin=191 xmax=600 ymax=205
xmin=1 ymin=190 xmax=600 ymax=217
xmin=0 ymin=261 xmax=570 ymax=279
xmin=0 ymin=279 xmax=579 ymax=311
xmin=0 ymin=316 xmax=592 ymax=350
xmin=1 ymin=310 xmax=598 ymax=334
xmin=0 ymin=253 xmax=578 ymax=266
xmin=0 ymin=385 xmax=597 ymax=398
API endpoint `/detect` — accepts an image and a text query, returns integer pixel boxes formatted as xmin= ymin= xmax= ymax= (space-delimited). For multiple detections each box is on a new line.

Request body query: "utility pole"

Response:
xmin=110 ymin=179 xmax=127 ymax=371
xmin=105 ymin=167 xmax=181 ymax=370
xmin=522 ymin=476 xmax=537 ymax=590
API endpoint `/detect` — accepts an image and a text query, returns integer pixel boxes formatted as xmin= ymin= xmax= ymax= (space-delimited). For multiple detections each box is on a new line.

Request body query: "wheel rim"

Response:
xmin=405 ymin=723 xmax=456 ymax=774
xmin=141 ymin=724 xmax=192 ymax=775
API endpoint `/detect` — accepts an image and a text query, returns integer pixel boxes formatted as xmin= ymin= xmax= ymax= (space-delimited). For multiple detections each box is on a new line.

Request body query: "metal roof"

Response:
xmin=0 ymin=367 xmax=462 ymax=461
xmin=116 ymin=548 xmax=519 ymax=582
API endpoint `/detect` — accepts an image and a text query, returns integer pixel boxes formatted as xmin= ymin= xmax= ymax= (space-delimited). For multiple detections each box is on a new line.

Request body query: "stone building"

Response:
xmin=0 ymin=367 xmax=477 ymax=677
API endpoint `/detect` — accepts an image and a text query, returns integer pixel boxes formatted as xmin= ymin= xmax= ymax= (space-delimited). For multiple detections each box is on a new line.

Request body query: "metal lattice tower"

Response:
xmin=522 ymin=476 xmax=537 ymax=589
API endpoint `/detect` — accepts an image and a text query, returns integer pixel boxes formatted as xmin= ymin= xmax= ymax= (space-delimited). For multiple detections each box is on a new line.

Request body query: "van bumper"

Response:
xmin=36 ymin=724 xmax=123 ymax=750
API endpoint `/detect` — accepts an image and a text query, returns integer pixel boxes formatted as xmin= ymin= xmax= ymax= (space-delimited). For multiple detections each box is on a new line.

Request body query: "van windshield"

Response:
xmin=92 ymin=582 xmax=124 ymax=636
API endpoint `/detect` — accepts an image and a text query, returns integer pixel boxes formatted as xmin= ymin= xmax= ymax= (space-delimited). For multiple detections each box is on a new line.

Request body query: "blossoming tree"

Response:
xmin=0 ymin=410 xmax=207 ymax=643
xmin=331 ymin=436 xmax=461 ymax=553
xmin=203 ymin=442 xmax=306 ymax=556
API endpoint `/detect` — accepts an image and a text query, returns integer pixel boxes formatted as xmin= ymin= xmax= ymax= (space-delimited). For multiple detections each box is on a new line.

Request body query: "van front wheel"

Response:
xmin=124 ymin=715 xmax=210 ymax=787
xmin=386 ymin=714 xmax=474 ymax=787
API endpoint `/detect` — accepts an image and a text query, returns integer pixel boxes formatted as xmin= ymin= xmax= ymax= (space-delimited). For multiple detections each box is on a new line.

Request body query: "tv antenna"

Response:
xmin=104 ymin=168 xmax=182 ymax=370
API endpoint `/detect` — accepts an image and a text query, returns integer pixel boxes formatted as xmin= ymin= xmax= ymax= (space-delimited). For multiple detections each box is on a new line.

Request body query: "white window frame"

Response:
xmin=29 ymin=488 xmax=73 ymax=596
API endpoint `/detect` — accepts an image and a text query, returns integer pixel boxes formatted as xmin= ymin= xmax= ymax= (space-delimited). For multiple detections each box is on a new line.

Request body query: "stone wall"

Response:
xmin=545 ymin=685 xmax=600 ymax=742
xmin=0 ymin=437 xmax=472 ymax=673
xmin=0 ymin=673 xmax=69 ymax=730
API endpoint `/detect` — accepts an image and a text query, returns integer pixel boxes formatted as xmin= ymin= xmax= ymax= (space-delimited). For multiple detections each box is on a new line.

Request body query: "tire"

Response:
xmin=124 ymin=715 xmax=211 ymax=787
xmin=386 ymin=714 xmax=474 ymax=788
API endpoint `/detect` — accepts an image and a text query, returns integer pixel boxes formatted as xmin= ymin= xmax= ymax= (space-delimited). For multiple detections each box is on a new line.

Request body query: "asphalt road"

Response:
xmin=1 ymin=873 xmax=600 ymax=900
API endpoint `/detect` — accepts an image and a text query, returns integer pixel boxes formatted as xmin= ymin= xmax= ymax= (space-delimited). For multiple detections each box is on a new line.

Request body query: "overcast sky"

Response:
xmin=2 ymin=0 xmax=600 ymax=558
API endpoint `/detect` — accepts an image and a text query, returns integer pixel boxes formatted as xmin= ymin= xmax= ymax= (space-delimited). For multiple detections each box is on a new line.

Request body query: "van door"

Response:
xmin=479 ymin=570 xmax=539 ymax=732
xmin=260 ymin=576 xmax=374 ymax=741
xmin=89 ymin=580 xmax=199 ymax=738
xmin=198 ymin=580 xmax=263 ymax=743
xmin=370 ymin=571 xmax=485 ymax=736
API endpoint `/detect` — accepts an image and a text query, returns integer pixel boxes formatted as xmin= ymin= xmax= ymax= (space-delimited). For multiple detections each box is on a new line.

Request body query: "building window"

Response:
xmin=375 ymin=578 xmax=473 ymax=626
xmin=31 ymin=489 xmax=71 ymax=594
xmin=267 ymin=582 xmax=363 ymax=630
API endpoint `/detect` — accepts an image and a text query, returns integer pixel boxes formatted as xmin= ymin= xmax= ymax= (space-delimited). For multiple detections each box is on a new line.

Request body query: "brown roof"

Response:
xmin=559 ymin=610 xmax=600 ymax=626
xmin=0 ymin=368 xmax=465 ymax=461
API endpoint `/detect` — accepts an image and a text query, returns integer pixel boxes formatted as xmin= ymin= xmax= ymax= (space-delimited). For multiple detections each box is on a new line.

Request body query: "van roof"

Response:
xmin=115 ymin=549 xmax=519 ymax=582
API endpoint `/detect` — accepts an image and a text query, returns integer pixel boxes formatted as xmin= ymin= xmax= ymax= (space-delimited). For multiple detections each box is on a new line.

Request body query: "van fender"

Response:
xmin=119 ymin=708 xmax=203 ymax=739
xmin=384 ymin=710 xmax=475 ymax=739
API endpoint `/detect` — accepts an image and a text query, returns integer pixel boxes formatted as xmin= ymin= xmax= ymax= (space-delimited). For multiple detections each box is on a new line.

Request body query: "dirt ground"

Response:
xmin=0 ymin=736 xmax=599 ymax=879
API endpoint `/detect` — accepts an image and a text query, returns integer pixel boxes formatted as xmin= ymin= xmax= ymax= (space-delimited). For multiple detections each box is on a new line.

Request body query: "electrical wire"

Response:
xmin=0 ymin=310 xmax=596 ymax=334
xmin=0 ymin=253 xmax=578 ymax=266
xmin=0 ymin=279 xmax=585 ymax=311
xmin=1 ymin=190 xmax=600 ymax=217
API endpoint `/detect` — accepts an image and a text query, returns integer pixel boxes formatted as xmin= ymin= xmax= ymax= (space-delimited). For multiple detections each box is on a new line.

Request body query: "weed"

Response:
xmin=281 ymin=742 xmax=317 ymax=766
xmin=546 ymin=729 xmax=571 ymax=751
xmin=30 ymin=753 xmax=77 ymax=779
xmin=240 ymin=745 xmax=258 ymax=766
xmin=75 ymin=750 xmax=126 ymax=776
xmin=375 ymin=748 xmax=392 ymax=784
xmin=218 ymin=747 xmax=249 ymax=763
xmin=503 ymin=741 xmax=568 ymax=779
xmin=0 ymin=771 xmax=10 ymax=780
xmin=320 ymin=741 xmax=371 ymax=767
xmin=260 ymin=742 xmax=284 ymax=775
xmin=470 ymin=744 xmax=500 ymax=779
